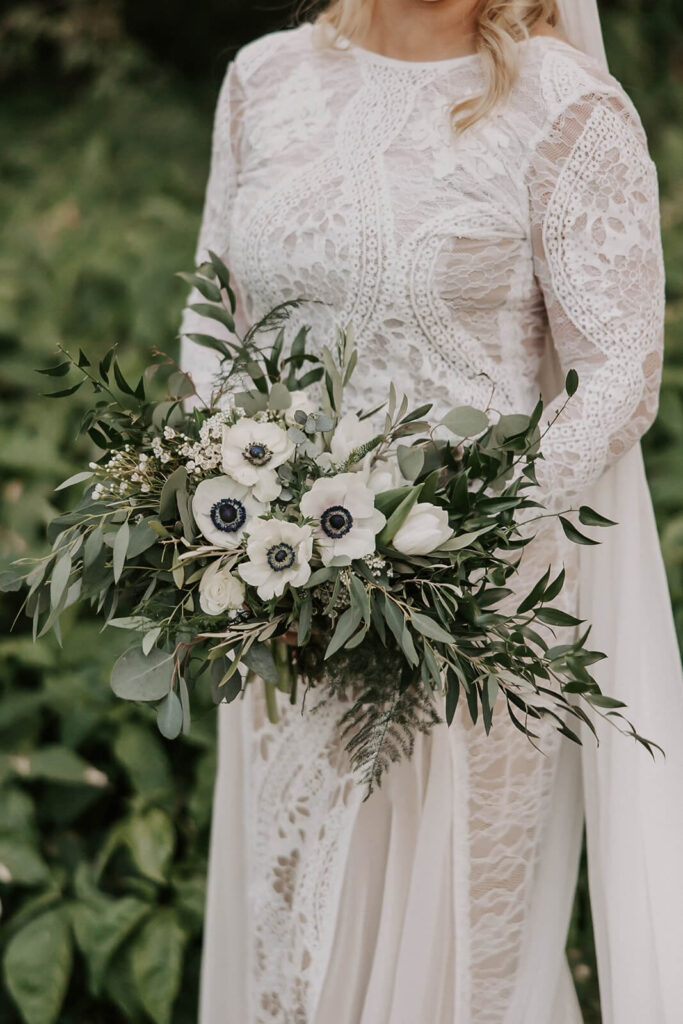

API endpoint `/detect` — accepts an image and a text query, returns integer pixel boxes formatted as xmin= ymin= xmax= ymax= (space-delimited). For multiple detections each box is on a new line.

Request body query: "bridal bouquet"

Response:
xmin=5 ymin=253 xmax=659 ymax=797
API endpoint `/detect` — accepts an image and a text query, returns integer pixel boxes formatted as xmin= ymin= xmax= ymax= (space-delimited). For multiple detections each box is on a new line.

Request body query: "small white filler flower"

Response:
xmin=199 ymin=560 xmax=246 ymax=616
xmin=392 ymin=502 xmax=453 ymax=556
xmin=222 ymin=420 xmax=295 ymax=502
xmin=300 ymin=472 xmax=386 ymax=565
xmin=192 ymin=476 xmax=266 ymax=549
xmin=238 ymin=519 xmax=313 ymax=600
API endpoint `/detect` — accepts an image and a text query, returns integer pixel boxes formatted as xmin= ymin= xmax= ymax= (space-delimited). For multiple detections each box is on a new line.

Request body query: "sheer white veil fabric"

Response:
xmin=548 ymin=3 xmax=683 ymax=1021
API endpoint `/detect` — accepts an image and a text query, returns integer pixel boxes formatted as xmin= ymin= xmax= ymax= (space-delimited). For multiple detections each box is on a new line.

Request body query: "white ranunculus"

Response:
xmin=199 ymin=560 xmax=246 ymax=616
xmin=360 ymin=452 xmax=407 ymax=495
xmin=284 ymin=390 xmax=318 ymax=427
xmin=238 ymin=519 xmax=313 ymax=600
xmin=300 ymin=472 xmax=386 ymax=566
xmin=391 ymin=502 xmax=453 ymax=556
xmin=192 ymin=476 xmax=267 ymax=549
xmin=222 ymin=420 xmax=295 ymax=502
xmin=317 ymin=411 xmax=376 ymax=471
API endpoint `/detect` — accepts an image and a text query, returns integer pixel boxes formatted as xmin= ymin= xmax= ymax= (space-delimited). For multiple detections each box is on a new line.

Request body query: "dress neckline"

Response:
xmin=310 ymin=23 xmax=579 ymax=71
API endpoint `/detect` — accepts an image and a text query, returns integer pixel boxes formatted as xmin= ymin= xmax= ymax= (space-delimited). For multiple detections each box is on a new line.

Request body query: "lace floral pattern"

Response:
xmin=180 ymin=22 xmax=665 ymax=1023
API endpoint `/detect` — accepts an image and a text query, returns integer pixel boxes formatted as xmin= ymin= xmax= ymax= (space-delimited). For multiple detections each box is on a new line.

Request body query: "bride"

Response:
xmin=180 ymin=1 xmax=683 ymax=1021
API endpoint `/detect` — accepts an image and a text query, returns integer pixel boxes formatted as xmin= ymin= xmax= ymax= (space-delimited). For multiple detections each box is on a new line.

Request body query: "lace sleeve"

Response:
xmin=178 ymin=58 xmax=245 ymax=400
xmin=526 ymin=88 xmax=666 ymax=509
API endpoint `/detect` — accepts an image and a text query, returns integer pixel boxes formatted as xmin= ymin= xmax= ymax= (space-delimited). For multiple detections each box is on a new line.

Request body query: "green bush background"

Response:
xmin=0 ymin=3 xmax=681 ymax=1022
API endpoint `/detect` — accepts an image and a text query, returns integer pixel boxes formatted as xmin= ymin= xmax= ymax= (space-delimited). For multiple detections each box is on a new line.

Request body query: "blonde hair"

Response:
xmin=301 ymin=0 xmax=560 ymax=133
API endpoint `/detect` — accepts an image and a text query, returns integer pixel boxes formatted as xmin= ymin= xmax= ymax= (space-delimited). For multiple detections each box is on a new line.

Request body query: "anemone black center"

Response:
xmin=321 ymin=504 xmax=353 ymax=540
xmin=266 ymin=542 xmax=296 ymax=572
xmin=210 ymin=498 xmax=247 ymax=533
xmin=244 ymin=442 xmax=271 ymax=466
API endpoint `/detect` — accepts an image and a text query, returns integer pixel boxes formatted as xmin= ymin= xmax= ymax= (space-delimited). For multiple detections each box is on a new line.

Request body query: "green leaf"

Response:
xmin=325 ymin=605 xmax=364 ymax=659
xmin=55 ymin=471 xmax=94 ymax=492
xmin=268 ymin=382 xmax=292 ymax=410
xmin=438 ymin=525 xmax=495 ymax=551
xmin=566 ymin=369 xmax=579 ymax=397
xmin=113 ymin=521 xmax=130 ymax=583
xmin=441 ymin=406 xmax=489 ymax=437
xmin=188 ymin=301 xmax=235 ymax=334
xmin=297 ymin=594 xmax=313 ymax=646
xmin=242 ymin=642 xmax=279 ymax=685
xmin=37 ymin=361 xmax=71 ymax=377
xmin=111 ymin=646 xmax=174 ymax=702
xmin=516 ymin=567 xmax=551 ymax=614
xmin=446 ymin=676 xmax=460 ymax=726
xmin=410 ymin=612 xmax=455 ymax=644
xmin=71 ymin=895 xmax=150 ymax=996
xmin=207 ymin=250 xmax=236 ymax=308
xmin=21 ymin=746 xmax=106 ymax=786
xmin=113 ymin=722 xmax=173 ymax=796
xmin=176 ymin=271 xmax=222 ymax=302
xmin=159 ymin=467 xmax=188 ymax=522
xmin=0 ymin=838 xmax=50 ymax=885
xmin=559 ymin=516 xmax=599 ymax=546
xmin=131 ymin=910 xmax=187 ymax=1024
xmin=397 ymin=444 xmax=425 ymax=481
xmin=588 ymin=694 xmax=628 ymax=709
xmin=156 ymin=691 xmax=183 ymax=740
xmin=43 ymin=382 xmax=84 ymax=399
xmin=535 ymin=607 xmax=583 ymax=628
xmin=50 ymin=553 xmax=71 ymax=610
xmin=377 ymin=487 xmax=421 ymax=546
xmin=3 ymin=909 xmax=73 ymax=1024
xmin=578 ymin=505 xmax=618 ymax=528
xmin=126 ymin=808 xmax=175 ymax=883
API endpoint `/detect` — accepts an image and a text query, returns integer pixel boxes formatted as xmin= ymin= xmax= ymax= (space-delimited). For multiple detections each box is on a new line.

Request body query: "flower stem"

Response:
xmin=264 ymin=680 xmax=279 ymax=724
xmin=273 ymin=638 xmax=293 ymax=694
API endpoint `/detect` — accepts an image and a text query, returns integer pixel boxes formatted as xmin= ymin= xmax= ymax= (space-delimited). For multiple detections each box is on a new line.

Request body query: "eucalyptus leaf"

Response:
xmin=112 ymin=521 xmax=130 ymax=583
xmin=397 ymin=444 xmax=425 ymax=481
xmin=111 ymin=647 xmax=174 ymax=702
xmin=441 ymin=406 xmax=489 ymax=437
xmin=156 ymin=691 xmax=183 ymax=740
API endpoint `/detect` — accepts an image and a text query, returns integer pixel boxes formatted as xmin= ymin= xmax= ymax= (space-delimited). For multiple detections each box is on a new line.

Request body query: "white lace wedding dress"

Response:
xmin=179 ymin=21 xmax=669 ymax=1024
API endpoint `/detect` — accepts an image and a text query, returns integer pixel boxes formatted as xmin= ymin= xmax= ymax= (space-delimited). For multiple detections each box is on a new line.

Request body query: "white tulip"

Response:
xmin=222 ymin=420 xmax=295 ymax=502
xmin=199 ymin=560 xmax=246 ymax=616
xmin=238 ymin=519 xmax=313 ymax=600
xmin=360 ymin=452 xmax=407 ymax=495
xmin=192 ymin=476 xmax=266 ymax=549
xmin=300 ymin=472 xmax=386 ymax=566
xmin=317 ymin=411 xmax=376 ymax=471
xmin=392 ymin=502 xmax=453 ymax=556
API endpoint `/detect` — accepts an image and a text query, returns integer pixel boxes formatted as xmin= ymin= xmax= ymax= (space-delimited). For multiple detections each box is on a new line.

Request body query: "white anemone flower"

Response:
xmin=317 ymin=412 xmax=376 ymax=471
xmin=238 ymin=519 xmax=313 ymax=600
xmin=392 ymin=502 xmax=453 ymax=556
xmin=300 ymin=472 xmax=386 ymax=566
xmin=222 ymin=420 xmax=295 ymax=502
xmin=192 ymin=476 xmax=266 ymax=549
xmin=199 ymin=560 xmax=246 ymax=616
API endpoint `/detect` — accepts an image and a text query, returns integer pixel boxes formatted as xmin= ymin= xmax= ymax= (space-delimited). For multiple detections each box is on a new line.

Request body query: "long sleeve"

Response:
xmin=178 ymin=58 xmax=246 ymax=401
xmin=526 ymin=87 xmax=666 ymax=509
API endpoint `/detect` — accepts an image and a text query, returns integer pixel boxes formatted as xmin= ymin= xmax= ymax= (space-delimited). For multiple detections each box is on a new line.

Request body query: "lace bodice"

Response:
xmin=180 ymin=21 xmax=665 ymax=510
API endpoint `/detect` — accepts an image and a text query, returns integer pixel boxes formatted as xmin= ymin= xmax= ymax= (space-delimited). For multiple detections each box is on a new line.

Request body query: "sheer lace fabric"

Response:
xmin=181 ymin=23 xmax=665 ymax=1024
